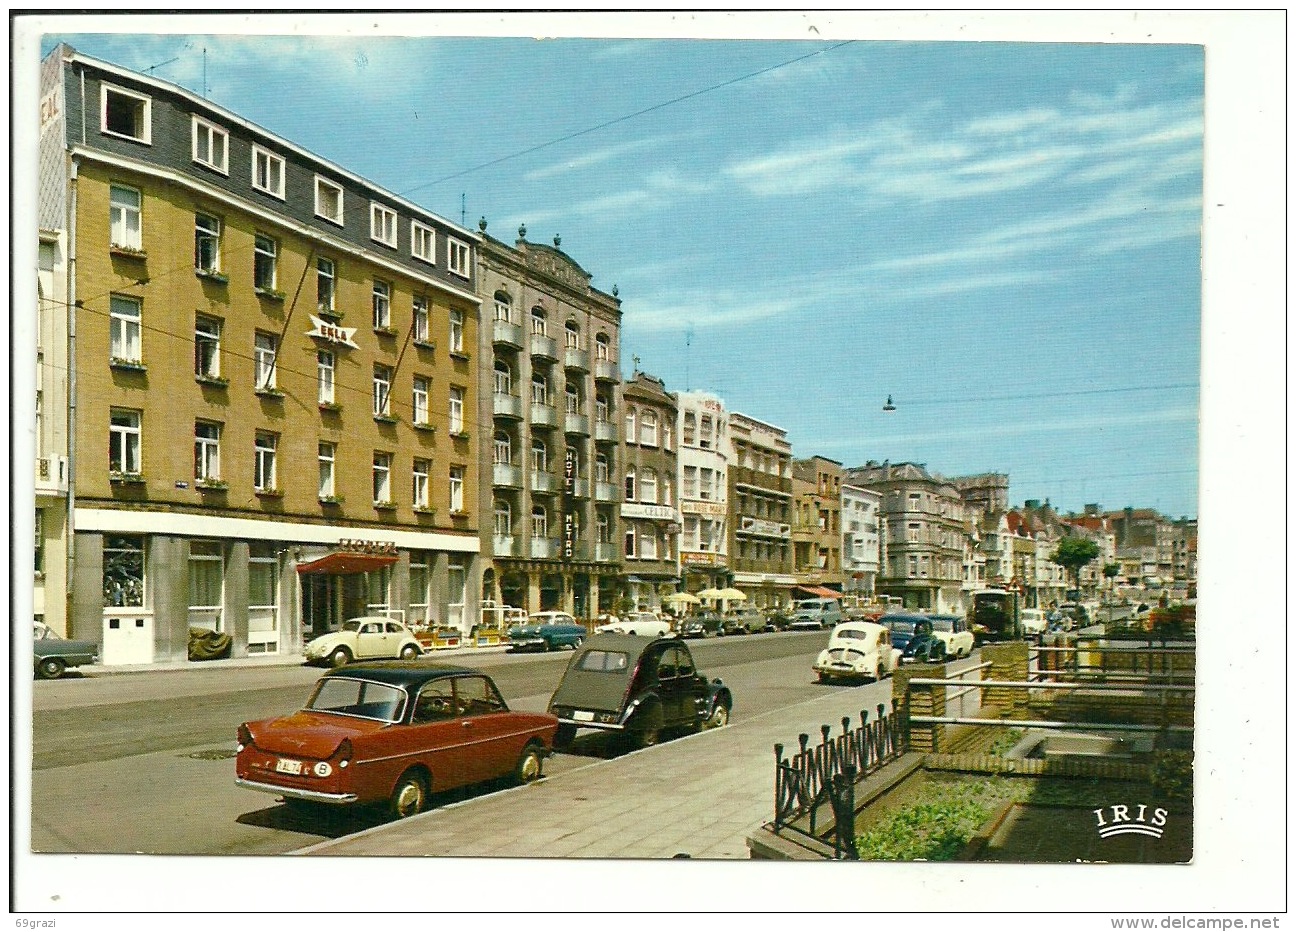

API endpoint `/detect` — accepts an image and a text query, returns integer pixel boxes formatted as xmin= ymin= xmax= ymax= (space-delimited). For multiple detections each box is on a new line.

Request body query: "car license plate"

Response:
xmin=573 ymin=710 xmax=595 ymax=722
xmin=275 ymin=758 xmax=303 ymax=775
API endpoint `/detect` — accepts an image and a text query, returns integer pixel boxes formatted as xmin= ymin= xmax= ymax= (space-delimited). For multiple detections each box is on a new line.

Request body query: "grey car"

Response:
xmin=33 ymin=621 xmax=98 ymax=679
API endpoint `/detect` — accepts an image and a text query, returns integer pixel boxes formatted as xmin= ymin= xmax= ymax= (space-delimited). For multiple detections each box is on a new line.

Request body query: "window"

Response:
xmin=254 ymin=333 xmax=277 ymax=390
xmin=531 ymin=375 xmax=549 ymax=406
xmin=447 ymin=237 xmax=471 ymax=277
xmin=109 ymin=186 xmax=142 ymax=249
xmin=625 ymin=407 xmax=637 ymax=443
xmin=413 ymin=459 xmax=430 ymax=508
xmin=109 ymin=409 xmax=142 ymax=474
xmin=532 ymin=505 xmax=549 ymax=539
xmin=317 ymin=257 xmax=335 ymax=312
xmin=412 ymin=376 xmax=430 ymax=425
xmin=194 ymin=422 xmax=221 ymax=481
xmin=34 ymin=509 xmax=43 ymax=575
xmin=493 ymin=500 xmax=512 ymax=537
xmin=191 ymin=116 xmax=228 ymax=173
xmin=318 ymin=442 xmax=335 ymax=498
xmin=596 ymin=452 xmax=610 ymax=483
xmin=565 ymin=383 xmax=580 ymax=415
xmin=412 ymin=298 xmax=429 ymax=342
xmin=596 ymin=332 xmax=610 ymax=361
xmin=494 ymin=293 xmax=512 ymax=322
xmin=251 ymin=145 xmax=285 ymax=198
xmin=103 ymin=535 xmax=145 ymax=607
xmin=663 ymin=419 xmax=673 ymax=450
xmin=624 ymin=466 xmax=636 ymax=502
xmin=624 ymin=524 xmax=636 ymax=559
xmin=449 ymin=387 xmax=464 ymax=434
xmin=530 ymin=307 xmax=547 ymax=336
xmin=315 ymin=176 xmax=344 ymax=225
xmin=683 ymin=466 xmax=698 ymax=499
xmin=597 ymin=511 xmax=611 ymax=544
xmin=701 ymin=468 xmax=718 ymax=501
xmin=662 ymin=476 xmax=673 ymax=507
xmin=640 ymin=410 xmax=658 ymax=447
xmin=101 ymin=84 xmax=151 ymax=143
xmin=449 ymin=466 xmax=464 ymax=512
xmin=528 ymin=439 xmax=549 ymax=474
xmin=683 ymin=411 xmax=697 ymax=446
xmin=188 ymin=541 xmax=225 ymax=632
xmin=639 ymin=528 xmax=658 ymax=561
xmin=409 ymin=552 xmax=430 ymax=623
xmin=565 ymin=321 xmax=580 ymax=349
xmin=699 ymin=415 xmax=714 ymax=450
xmin=317 ymin=350 xmax=335 ymax=404
xmin=373 ymin=452 xmax=392 ymax=504
xmin=254 ymin=234 xmax=277 ymax=290
xmin=254 ymin=433 xmax=277 ymax=491
xmin=372 ymin=280 xmax=391 ymax=329
xmin=411 ymin=220 xmax=435 ymax=262
xmin=248 ymin=542 xmax=280 ymax=653
xmin=449 ymin=308 xmax=464 ymax=353
xmin=493 ymin=431 xmax=512 ymax=466
xmin=595 ymin=395 xmax=609 ymax=423
xmin=194 ymin=315 xmax=221 ymax=377
xmin=194 ymin=213 xmax=221 ymax=272
xmin=640 ymin=468 xmax=658 ymax=504
xmin=371 ymin=203 xmax=398 ymax=247
xmin=373 ymin=365 xmax=392 ymax=417
xmin=494 ymin=360 xmax=513 ymax=395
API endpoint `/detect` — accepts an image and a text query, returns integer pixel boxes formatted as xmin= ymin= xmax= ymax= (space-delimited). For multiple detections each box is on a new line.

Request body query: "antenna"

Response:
xmin=684 ymin=325 xmax=693 ymax=391
xmin=461 ymin=193 xmax=466 ymax=227
xmin=202 ymin=47 xmax=208 ymax=98
xmin=145 ymin=56 xmax=178 ymax=75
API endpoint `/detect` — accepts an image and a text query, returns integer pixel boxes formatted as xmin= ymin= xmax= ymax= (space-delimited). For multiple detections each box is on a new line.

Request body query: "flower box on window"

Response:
xmin=110 ymin=358 xmax=147 ymax=373
xmin=413 ymin=422 xmax=437 ymax=435
xmin=373 ymin=413 xmax=399 ymax=425
xmin=109 ymin=471 xmax=146 ymax=485
xmin=317 ymin=305 xmax=342 ymax=321
xmin=373 ymin=500 xmax=397 ymax=510
xmin=413 ymin=506 xmax=437 ymax=517
xmin=195 ymin=269 xmax=229 ymax=285
xmin=110 ymin=246 xmax=147 ymax=260
xmin=255 ymin=387 xmax=284 ymax=399
xmin=255 ymin=487 xmax=283 ymax=498
xmin=255 ymin=287 xmax=286 ymax=302
xmin=448 ymin=350 xmax=471 ymax=362
xmin=195 ymin=374 xmax=228 ymax=388
xmin=449 ymin=509 xmax=470 ymax=520
xmin=318 ymin=401 xmax=342 ymax=413
xmin=372 ymin=326 xmax=398 ymax=339
xmin=195 ymin=478 xmax=228 ymax=491
xmin=449 ymin=430 xmax=470 ymax=441
xmin=412 ymin=339 xmax=436 ymax=351
xmin=318 ymin=495 xmax=344 ymax=506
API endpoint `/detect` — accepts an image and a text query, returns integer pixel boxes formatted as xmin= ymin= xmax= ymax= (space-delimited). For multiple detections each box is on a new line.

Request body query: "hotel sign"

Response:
xmin=307 ymin=315 xmax=359 ymax=349
xmin=338 ymin=539 xmax=397 ymax=555
xmin=681 ymin=500 xmax=726 ymax=517
xmin=562 ymin=448 xmax=577 ymax=561
xmin=681 ymin=551 xmax=725 ymax=567
xmin=740 ymin=516 xmax=791 ymax=538
xmin=621 ymin=503 xmax=678 ymax=521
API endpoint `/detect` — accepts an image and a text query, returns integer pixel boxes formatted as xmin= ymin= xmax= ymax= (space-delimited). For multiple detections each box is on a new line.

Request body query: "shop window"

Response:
xmin=248 ymin=543 xmax=279 ymax=654
xmin=409 ymin=552 xmax=431 ymax=625
xmin=188 ymin=540 xmax=224 ymax=632
xmin=103 ymin=535 xmax=145 ymax=608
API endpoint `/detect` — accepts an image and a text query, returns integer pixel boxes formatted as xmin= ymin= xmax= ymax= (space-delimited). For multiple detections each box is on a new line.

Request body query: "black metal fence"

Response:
xmin=773 ymin=702 xmax=908 ymax=860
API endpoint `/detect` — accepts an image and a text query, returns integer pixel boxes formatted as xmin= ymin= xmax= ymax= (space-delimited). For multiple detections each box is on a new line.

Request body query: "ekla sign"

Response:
xmin=307 ymin=315 xmax=359 ymax=349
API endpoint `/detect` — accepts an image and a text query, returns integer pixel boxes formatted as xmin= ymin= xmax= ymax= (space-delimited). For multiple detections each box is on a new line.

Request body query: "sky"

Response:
xmin=39 ymin=19 xmax=1205 ymax=515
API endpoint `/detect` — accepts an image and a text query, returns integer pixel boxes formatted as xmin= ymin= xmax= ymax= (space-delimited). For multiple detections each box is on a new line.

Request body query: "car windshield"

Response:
xmin=887 ymin=621 xmax=915 ymax=635
xmin=930 ymin=618 xmax=954 ymax=632
xmin=34 ymin=622 xmax=54 ymax=640
xmin=339 ymin=620 xmax=364 ymax=633
xmin=307 ymin=678 xmax=406 ymax=722
xmin=577 ymin=650 xmax=629 ymax=672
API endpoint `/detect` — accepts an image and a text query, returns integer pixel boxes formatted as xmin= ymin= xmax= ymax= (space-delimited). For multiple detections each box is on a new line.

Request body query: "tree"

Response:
xmin=1050 ymin=537 xmax=1101 ymax=596
xmin=1102 ymin=562 xmax=1121 ymax=598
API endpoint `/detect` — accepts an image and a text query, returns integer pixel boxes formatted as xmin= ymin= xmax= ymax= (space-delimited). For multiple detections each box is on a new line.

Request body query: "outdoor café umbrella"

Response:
xmin=663 ymin=592 xmax=700 ymax=605
xmin=697 ymin=588 xmax=725 ymax=600
xmin=718 ymin=588 xmax=747 ymax=601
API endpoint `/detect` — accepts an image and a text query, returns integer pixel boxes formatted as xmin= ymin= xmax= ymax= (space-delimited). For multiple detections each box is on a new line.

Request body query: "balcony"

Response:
xmin=493 ymin=392 xmax=524 ymax=420
xmin=595 ymin=542 xmax=619 ymax=563
xmin=564 ymin=413 xmax=590 ymax=436
xmin=595 ymin=481 xmax=619 ymax=503
xmin=530 ymin=537 xmax=561 ymax=559
xmin=531 ymin=470 xmax=559 ymax=494
xmin=530 ymin=403 xmax=558 ymax=428
xmin=530 ymin=333 xmax=558 ymax=360
xmin=594 ymin=420 xmax=618 ymax=443
xmin=492 ymin=464 xmax=524 ymax=488
xmin=35 ymin=454 xmax=69 ymax=497
xmin=564 ymin=346 xmax=590 ymax=372
xmin=493 ymin=535 xmax=521 ymax=557
xmin=594 ymin=358 xmax=620 ymax=383
xmin=571 ymin=478 xmax=590 ymax=499
xmin=492 ymin=319 xmax=524 ymax=348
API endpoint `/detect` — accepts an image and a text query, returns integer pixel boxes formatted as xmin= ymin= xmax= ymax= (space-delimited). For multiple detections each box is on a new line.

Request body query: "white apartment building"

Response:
xmin=841 ymin=484 xmax=881 ymax=597
xmin=675 ymin=391 xmax=729 ymax=592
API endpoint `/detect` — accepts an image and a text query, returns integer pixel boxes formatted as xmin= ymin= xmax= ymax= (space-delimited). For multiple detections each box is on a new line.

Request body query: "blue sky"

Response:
xmin=43 ymin=24 xmax=1203 ymax=518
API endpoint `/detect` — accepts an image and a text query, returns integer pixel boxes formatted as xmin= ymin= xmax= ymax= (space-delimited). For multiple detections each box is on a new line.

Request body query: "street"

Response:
xmin=30 ymin=630 xmax=854 ymax=856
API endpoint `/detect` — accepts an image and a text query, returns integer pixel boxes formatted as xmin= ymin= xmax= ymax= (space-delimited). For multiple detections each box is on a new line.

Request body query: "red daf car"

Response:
xmin=236 ymin=662 xmax=558 ymax=819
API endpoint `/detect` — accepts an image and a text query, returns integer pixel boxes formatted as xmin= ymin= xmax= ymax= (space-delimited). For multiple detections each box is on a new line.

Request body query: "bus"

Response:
xmin=971 ymin=589 xmax=1021 ymax=642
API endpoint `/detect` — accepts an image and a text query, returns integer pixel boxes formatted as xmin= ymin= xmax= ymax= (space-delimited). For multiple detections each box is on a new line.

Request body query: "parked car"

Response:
xmin=762 ymin=608 xmax=793 ymax=632
xmin=678 ymin=611 xmax=726 ymax=639
xmin=788 ymin=597 xmax=844 ymax=630
xmin=721 ymin=609 xmax=765 ymax=635
xmin=507 ymin=612 xmax=587 ymax=652
xmin=596 ymin=611 xmax=675 ymax=638
xmin=813 ymin=621 xmax=901 ymax=683
xmin=33 ymin=620 xmax=98 ymax=680
xmin=303 ymin=617 xmax=423 ymax=667
xmin=900 ymin=619 xmax=949 ymax=664
xmin=1020 ymin=608 xmax=1048 ymax=640
xmin=879 ymin=613 xmax=930 ymax=653
xmin=547 ymin=633 xmax=732 ymax=750
xmin=926 ymin=614 xmax=975 ymax=658
xmin=236 ymin=663 xmax=557 ymax=818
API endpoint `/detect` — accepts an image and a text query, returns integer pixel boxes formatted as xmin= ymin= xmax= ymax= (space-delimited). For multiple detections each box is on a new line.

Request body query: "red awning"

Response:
xmin=296 ymin=551 xmax=399 ymax=575
xmin=795 ymin=584 xmax=842 ymax=599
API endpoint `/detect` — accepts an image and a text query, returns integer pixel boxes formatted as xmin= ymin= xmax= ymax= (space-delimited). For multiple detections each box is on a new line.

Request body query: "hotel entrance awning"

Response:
xmin=795 ymin=584 xmax=842 ymax=599
xmin=296 ymin=551 xmax=399 ymax=575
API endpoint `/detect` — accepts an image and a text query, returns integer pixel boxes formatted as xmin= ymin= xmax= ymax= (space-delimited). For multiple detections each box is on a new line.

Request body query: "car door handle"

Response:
xmin=461 ymin=720 xmax=473 ymax=727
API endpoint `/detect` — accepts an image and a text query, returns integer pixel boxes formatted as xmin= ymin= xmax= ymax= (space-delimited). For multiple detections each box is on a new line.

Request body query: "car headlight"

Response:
xmin=313 ymin=761 xmax=333 ymax=777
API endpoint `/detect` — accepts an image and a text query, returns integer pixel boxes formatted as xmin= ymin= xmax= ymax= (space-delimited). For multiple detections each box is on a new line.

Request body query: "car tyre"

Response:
xmin=705 ymin=703 xmax=730 ymax=729
xmin=328 ymin=647 xmax=352 ymax=668
xmin=632 ymin=706 xmax=663 ymax=750
xmin=37 ymin=657 xmax=66 ymax=680
xmin=399 ymin=645 xmax=420 ymax=661
xmin=388 ymin=771 xmax=428 ymax=820
xmin=513 ymin=742 xmax=544 ymax=785
xmin=554 ymin=723 xmax=577 ymax=751
xmin=572 ymin=636 xmax=583 ymax=650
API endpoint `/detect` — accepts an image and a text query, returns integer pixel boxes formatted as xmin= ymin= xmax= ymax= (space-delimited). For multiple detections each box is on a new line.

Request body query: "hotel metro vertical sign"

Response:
xmin=562 ymin=449 xmax=577 ymax=561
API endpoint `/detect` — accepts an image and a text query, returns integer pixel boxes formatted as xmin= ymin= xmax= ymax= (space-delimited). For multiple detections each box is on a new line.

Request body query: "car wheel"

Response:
xmin=328 ymin=647 xmax=352 ymax=668
xmin=816 ymin=671 xmax=829 ymax=684
xmin=571 ymin=636 xmax=584 ymax=650
xmin=37 ymin=657 xmax=65 ymax=680
xmin=399 ymin=645 xmax=420 ymax=661
xmin=705 ymin=703 xmax=730 ymax=729
xmin=513 ymin=742 xmax=544 ymax=785
xmin=632 ymin=707 xmax=663 ymax=749
xmin=554 ymin=723 xmax=577 ymax=750
xmin=388 ymin=771 xmax=428 ymax=820
xmin=543 ymin=639 xmax=553 ymax=652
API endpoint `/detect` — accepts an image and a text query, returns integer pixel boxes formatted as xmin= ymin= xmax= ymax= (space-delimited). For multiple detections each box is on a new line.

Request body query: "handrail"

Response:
xmin=906 ymin=677 xmax=1195 ymax=693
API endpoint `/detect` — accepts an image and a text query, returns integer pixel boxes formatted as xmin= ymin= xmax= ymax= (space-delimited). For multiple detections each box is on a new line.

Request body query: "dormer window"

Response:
xmin=101 ymin=84 xmax=151 ymax=143
xmin=315 ymin=176 xmax=344 ymax=226
xmin=191 ymin=116 xmax=228 ymax=173
xmin=371 ymin=203 xmax=398 ymax=248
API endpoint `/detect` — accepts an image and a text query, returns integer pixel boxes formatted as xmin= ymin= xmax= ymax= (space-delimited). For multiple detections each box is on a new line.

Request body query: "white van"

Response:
xmin=789 ymin=598 xmax=844 ymax=630
xmin=1020 ymin=608 xmax=1048 ymax=640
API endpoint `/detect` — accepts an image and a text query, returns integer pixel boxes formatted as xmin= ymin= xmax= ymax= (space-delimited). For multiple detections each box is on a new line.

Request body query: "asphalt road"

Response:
xmin=28 ymin=630 xmax=838 ymax=856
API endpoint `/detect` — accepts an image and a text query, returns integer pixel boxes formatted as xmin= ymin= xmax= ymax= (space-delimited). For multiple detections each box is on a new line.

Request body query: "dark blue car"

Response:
xmin=507 ymin=613 xmax=588 ymax=652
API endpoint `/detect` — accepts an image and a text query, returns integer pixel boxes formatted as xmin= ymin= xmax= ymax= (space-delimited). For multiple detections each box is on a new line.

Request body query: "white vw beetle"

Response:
xmin=304 ymin=617 xmax=423 ymax=667
xmin=813 ymin=621 xmax=902 ymax=684
xmin=595 ymin=611 xmax=674 ymax=638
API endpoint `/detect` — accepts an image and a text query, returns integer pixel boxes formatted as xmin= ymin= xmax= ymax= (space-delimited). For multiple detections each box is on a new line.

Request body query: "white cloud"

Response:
xmin=626 ymin=289 xmax=809 ymax=332
xmin=522 ymin=134 xmax=688 ymax=181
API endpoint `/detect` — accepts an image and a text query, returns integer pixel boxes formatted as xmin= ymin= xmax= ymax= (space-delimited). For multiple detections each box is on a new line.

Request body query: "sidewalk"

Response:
xmin=294 ymin=681 xmax=888 ymax=860
xmin=81 ymin=643 xmax=511 ymax=676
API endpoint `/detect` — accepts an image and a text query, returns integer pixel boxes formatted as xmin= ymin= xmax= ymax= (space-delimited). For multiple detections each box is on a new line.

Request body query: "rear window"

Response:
xmin=308 ymin=678 xmax=406 ymax=722
xmin=577 ymin=650 xmax=629 ymax=673
xmin=930 ymin=618 xmax=953 ymax=631
xmin=888 ymin=621 xmax=915 ymax=634
xmin=835 ymin=628 xmax=869 ymax=641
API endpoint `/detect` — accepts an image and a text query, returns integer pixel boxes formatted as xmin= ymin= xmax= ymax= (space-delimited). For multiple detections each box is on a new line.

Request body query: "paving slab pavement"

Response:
xmin=294 ymin=679 xmax=892 ymax=860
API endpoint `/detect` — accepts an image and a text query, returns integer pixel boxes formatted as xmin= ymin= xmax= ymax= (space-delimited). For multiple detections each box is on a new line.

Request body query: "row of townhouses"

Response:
xmin=30 ymin=46 xmax=1196 ymax=666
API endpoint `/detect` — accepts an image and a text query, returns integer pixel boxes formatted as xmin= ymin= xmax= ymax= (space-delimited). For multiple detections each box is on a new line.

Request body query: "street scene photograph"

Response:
xmin=10 ymin=9 xmax=1284 ymax=920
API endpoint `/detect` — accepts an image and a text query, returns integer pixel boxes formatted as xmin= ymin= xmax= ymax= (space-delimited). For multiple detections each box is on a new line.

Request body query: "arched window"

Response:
xmin=565 ymin=320 xmax=581 ymax=349
xmin=493 ymin=499 xmax=512 ymax=536
xmin=640 ymin=410 xmax=658 ymax=446
xmin=565 ymin=382 xmax=580 ymax=414
xmin=493 ymin=431 xmax=512 ymax=465
xmin=596 ymin=452 xmax=610 ymax=483
xmin=530 ymin=306 xmax=547 ymax=336
xmin=493 ymin=359 xmax=512 ymax=394
xmin=640 ymin=468 xmax=657 ymax=504
xmin=661 ymin=476 xmax=673 ymax=506
xmin=531 ymin=437 xmax=548 ymax=472
xmin=494 ymin=291 xmax=512 ymax=322
xmin=624 ymin=522 xmax=637 ymax=558
xmin=531 ymin=373 xmax=549 ymax=405
xmin=624 ymin=465 xmax=637 ymax=502
xmin=595 ymin=393 xmax=610 ymax=423
xmin=625 ymin=406 xmax=637 ymax=444
xmin=595 ymin=332 xmax=610 ymax=361
xmin=531 ymin=505 xmax=549 ymax=538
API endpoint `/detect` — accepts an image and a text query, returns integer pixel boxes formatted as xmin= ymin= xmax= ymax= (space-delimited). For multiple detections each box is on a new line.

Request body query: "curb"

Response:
xmin=79 ymin=643 xmax=513 ymax=677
